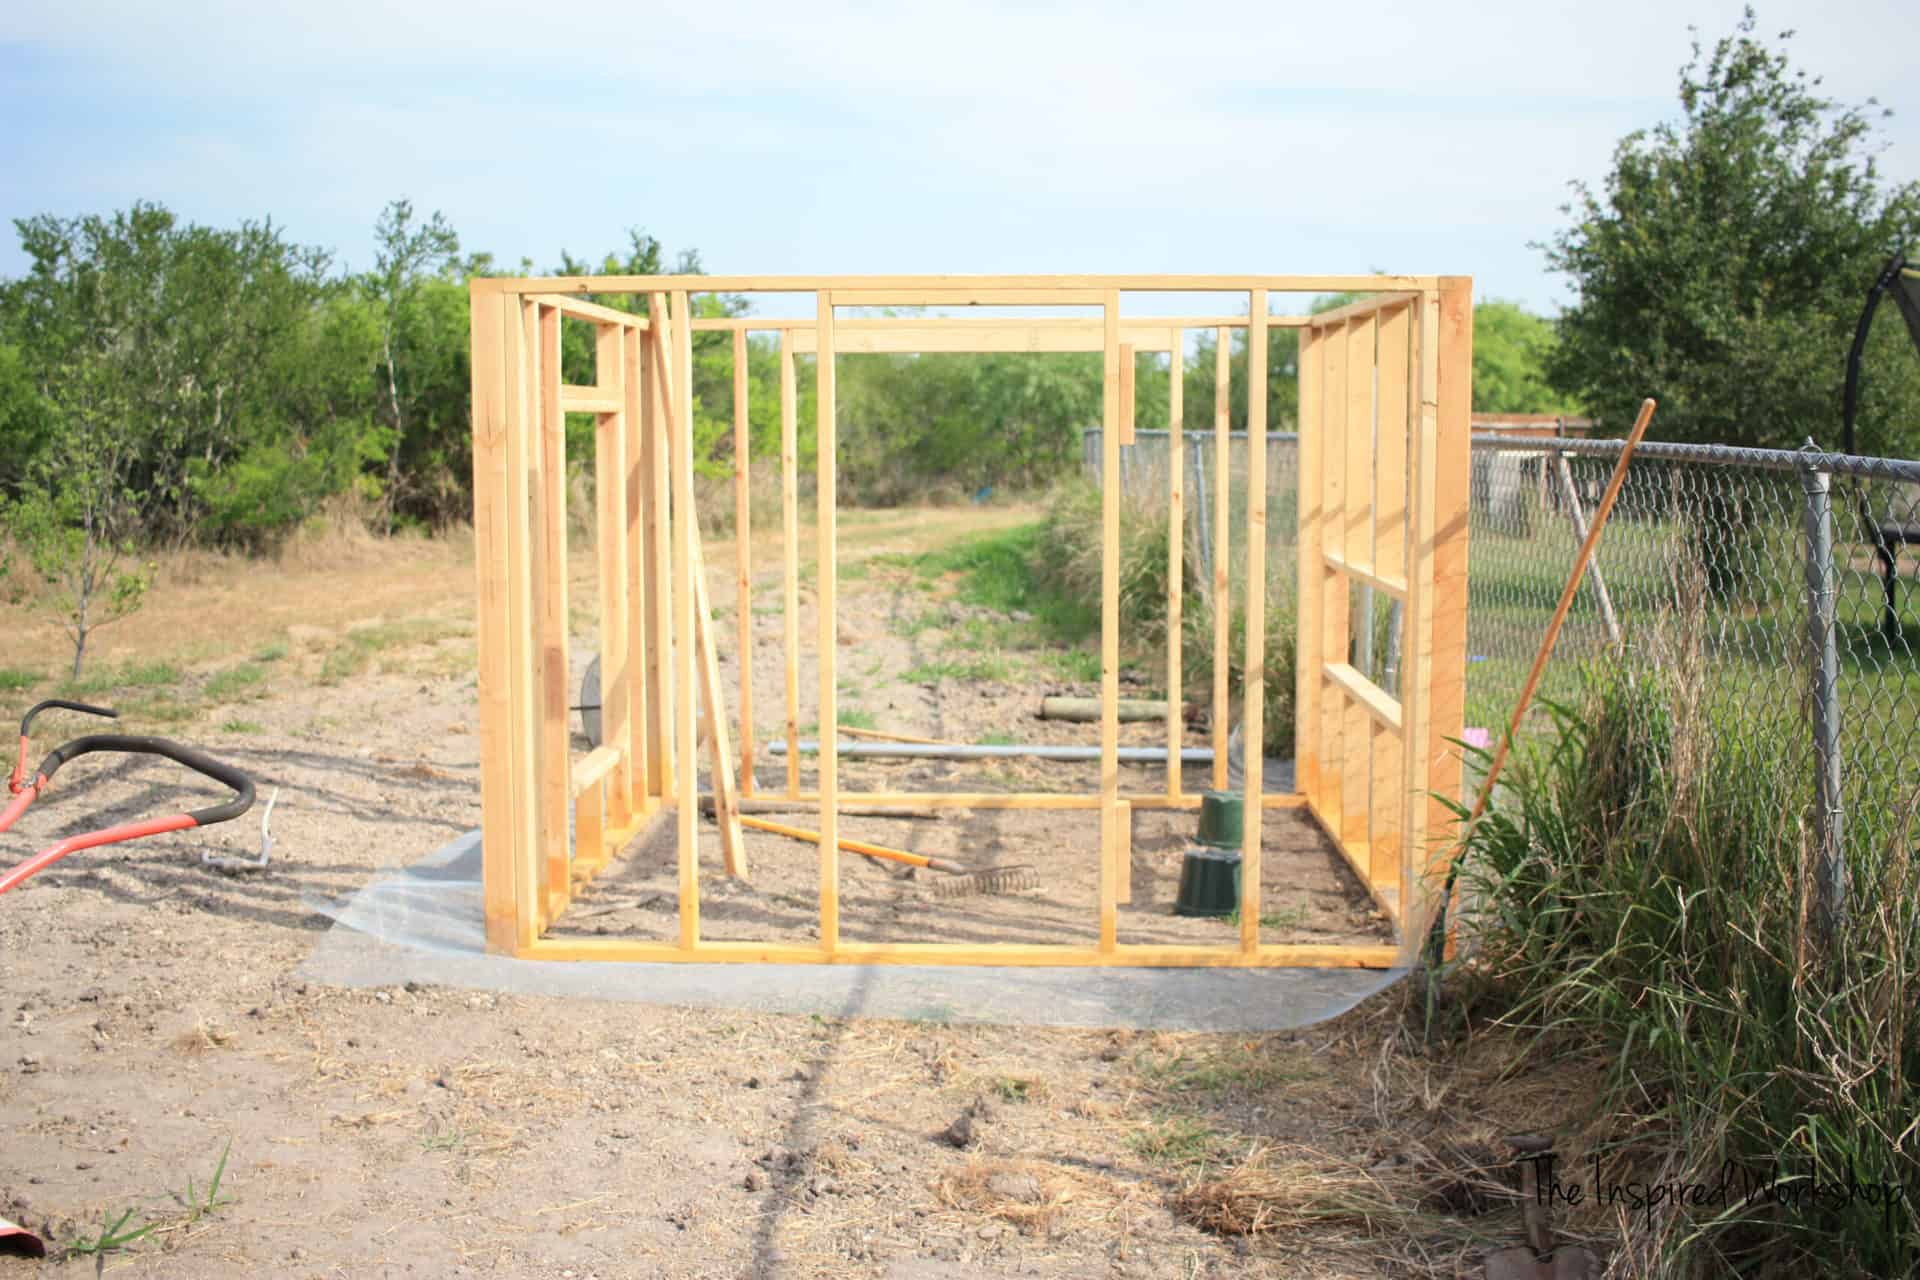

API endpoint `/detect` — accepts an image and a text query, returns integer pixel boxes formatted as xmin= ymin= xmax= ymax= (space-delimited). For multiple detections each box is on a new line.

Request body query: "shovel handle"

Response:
xmin=736 ymin=814 xmax=967 ymax=874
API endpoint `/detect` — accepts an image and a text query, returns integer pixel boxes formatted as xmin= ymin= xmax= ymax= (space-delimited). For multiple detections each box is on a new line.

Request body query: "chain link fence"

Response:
xmin=1085 ymin=426 xmax=1920 ymax=863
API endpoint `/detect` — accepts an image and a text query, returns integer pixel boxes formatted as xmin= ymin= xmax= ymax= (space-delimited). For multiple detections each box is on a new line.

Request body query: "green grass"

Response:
xmin=64 ymin=1206 xmax=155 ymax=1259
xmin=991 ymin=1076 xmax=1040 ymax=1103
xmin=1447 ymin=659 xmax=1920 ymax=1274
xmin=203 ymin=662 xmax=268 ymax=702
xmin=1133 ymin=1041 xmax=1318 ymax=1096
xmin=319 ymin=617 xmax=466 ymax=685
xmin=839 ymin=707 xmax=879 ymax=731
xmin=903 ymin=656 xmax=1013 ymax=684
xmin=0 ymin=667 xmax=39 ymax=691
xmin=1127 ymin=1114 xmax=1224 ymax=1167
xmin=1041 ymin=649 xmax=1101 ymax=682
xmin=170 ymin=1138 xmax=234 ymax=1225
xmin=59 ymin=659 xmax=182 ymax=697
xmin=1219 ymin=903 xmax=1311 ymax=932
xmin=879 ymin=523 xmax=1098 ymax=644
xmin=252 ymin=641 xmax=288 ymax=663
xmin=220 ymin=719 xmax=265 ymax=735
xmin=977 ymin=731 xmax=1018 ymax=746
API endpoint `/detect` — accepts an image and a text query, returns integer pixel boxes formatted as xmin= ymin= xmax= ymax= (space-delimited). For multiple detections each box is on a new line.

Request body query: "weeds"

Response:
xmin=170 ymin=1138 xmax=234 ymax=1224
xmin=203 ymin=662 xmax=267 ymax=702
xmin=1447 ymin=655 xmax=1920 ymax=1274
xmin=64 ymin=1206 xmax=154 ymax=1258
xmin=1129 ymin=1114 xmax=1224 ymax=1167
xmin=0 ymin=667 xmax=39 ymax=690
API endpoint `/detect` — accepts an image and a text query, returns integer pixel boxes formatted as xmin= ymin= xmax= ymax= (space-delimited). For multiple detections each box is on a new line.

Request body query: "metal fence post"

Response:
xmin=1798 ymin=441 xmax=1847 ymax=937
xmin=1189 ymin=437 xmax=1214 ymax=601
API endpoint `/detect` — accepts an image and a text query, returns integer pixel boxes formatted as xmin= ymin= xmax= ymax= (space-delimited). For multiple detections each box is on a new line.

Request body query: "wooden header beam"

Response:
xmin=481 ymin=273 xmax=1444 ymax=297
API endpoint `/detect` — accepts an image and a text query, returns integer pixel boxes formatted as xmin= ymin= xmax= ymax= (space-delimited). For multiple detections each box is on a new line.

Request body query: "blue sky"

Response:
xmin=3 ymin=1 xmax=1915 ymax=318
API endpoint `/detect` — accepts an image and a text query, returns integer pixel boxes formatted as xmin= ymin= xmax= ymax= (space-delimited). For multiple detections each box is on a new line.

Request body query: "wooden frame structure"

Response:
xmin=468 ymin=274 xmax=1472 ymax=967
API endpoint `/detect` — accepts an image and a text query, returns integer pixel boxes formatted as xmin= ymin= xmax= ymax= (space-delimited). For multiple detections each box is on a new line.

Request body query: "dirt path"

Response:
xmin=0 ymin=517 xmax=1526 ymax=1278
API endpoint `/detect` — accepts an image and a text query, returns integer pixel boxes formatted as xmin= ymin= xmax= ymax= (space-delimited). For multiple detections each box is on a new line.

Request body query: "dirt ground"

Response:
xmin=0 ymin=511 xmax=1556 ymax=1277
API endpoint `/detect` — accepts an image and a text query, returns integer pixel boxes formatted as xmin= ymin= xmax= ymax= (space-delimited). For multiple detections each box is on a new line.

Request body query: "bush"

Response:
xmin=1032 ymin=479 xmax=1297 ymax=757
xmin=1451 ymin=658 xmax=1920 ymax=1274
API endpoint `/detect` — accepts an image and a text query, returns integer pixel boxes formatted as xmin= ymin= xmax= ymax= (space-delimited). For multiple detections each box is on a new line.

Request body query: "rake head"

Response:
xmin=925 ymin=864 xmax=1043 ymax=899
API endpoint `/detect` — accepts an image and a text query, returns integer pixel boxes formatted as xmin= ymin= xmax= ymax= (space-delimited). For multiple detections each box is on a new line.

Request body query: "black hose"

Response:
xmin=19 ymin=699 xmax=118 ymax=738
xmin=33 ymin=734 xmax=255 ymax=826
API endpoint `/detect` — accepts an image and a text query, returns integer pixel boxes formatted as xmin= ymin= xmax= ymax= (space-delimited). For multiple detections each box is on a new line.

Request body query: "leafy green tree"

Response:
xmin=1543 ymin=10 xmax=1920 ymax=451
xmin=369 ymin=200 xmax=461 ymax=533
xmin=1473 ymin=301 xmax=1581 ymax=415
xmin=6 ymin=203 xmax=344 ymax=543
xmin=0 ymin=327 xmax=152 ymax=676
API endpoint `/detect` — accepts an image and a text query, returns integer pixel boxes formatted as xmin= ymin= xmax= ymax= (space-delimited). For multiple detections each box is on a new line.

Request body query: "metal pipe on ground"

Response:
xmin=768 ymin=740 xmax=1212 ymax=764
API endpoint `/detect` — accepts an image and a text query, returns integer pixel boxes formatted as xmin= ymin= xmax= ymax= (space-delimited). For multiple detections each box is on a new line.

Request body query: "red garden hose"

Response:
xmin=0 ymin=700 xmax=255 ymax=898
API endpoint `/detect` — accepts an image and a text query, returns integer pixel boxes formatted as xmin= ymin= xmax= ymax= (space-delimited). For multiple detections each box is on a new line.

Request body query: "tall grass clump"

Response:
xmin=1451 ymin=652 xmax=1919 ymax=1275
xmin=1033 ymin=479 xmax=1296 ymax=756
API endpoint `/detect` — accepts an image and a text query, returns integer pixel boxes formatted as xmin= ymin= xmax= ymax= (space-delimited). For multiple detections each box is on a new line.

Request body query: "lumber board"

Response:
xmin=686 ymin=790 xmax=1309 ymax=810
xmin=1304 ymin=291 xmax=1419 ymax=329
xmin=571 ymin=744 xmax=623 ymax=794
xmin=486 ymin=273 xmax=1444 ymax=296
xmin=537 ymin=305 xmax=573 ymax=926
xmin=732 ymin=327 xmax=755 ymax=795
xmin=522 ymin=937 xmax=1404 ymax=969
xmin=658 ymin=293 xmax=700 ymax=948
xmin=559 ymin=386 xmax=621 ymax=414
xmin=816 ymin=290 xmax=839 ymax=950
xmin=1294 ymin=324 xmax=1322 ymax=801
xmin=523 ymin=293 xmax=649 ymax=327
xmin=1372 ymin=302 xmax=1411 ymax=897
xmin=507 ymin=299 xmax=542 ymax=948
xmin=1166 ymin=334 xmax=1184 ymax=799
xmin=1428 ymin=279 xmax=1474 ymax=931
xmin=621 ymin=326 xmax=652 ymax=810
xmin=1099 ymin=290 xmax=1122 ymax=955
xmin=1241 ymin=291 xmax=1268 ymax=952
xmin=1341 ymin=314 xmax=1374 ymax=852
xmin=1318 ymin=319 xmax=1350 ymax=831
xmin=595 ymin=323 xmax=632 ymax=828
xmin=1211 ymin=326 xmax=1231 ymax=792
xmin=469 ymin=287 xmax=518 ymax=954
xmin=1323 ymin=662 xmax=1403 ymax=733
xmin=1321 ymin=549 xmax=1408 ymax=599
xmin=779 ymin=332 xmax=802 ymax=798
xmin=689 ymin=527 xmax=749 ymax=878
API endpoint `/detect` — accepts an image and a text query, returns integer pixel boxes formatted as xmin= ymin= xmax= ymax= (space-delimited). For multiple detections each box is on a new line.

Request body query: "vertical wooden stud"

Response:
xmin=644 ymin=310 xmax=676 ymax=801
xmin=1402 ymin=292 xmax=1441 ymax=936
xmin=1099 ymin=290 xmax=1122 ymax=954
xmin=470 ymin=286 xmax=519 ymax=954
xmin=732 ymin=327 xmax=755 ymax=795
xmin=1294 ymin=325 xmax=1323 ymax=802
xmin=690 ymin=528 xmax=749 ymax=877
xmin=1426 ymin=279 xmax=1474 ymax=938
xmin=779 ymin=333 xmax=802 ymax=799
xmin=509 ymin=298 xmax=543 ymax=948
xmin=621 ymin=324 xmax=653 ymax=812
xmin=1165 ymin=337 xmax=1184 ymax=800
xmin=1318 ymin=321 xmax=1350 ymax=832
xmin=595 ymin=323 xmax=633 ymax=833
xmin=1371 ymin=304 xmax=1410 ymax=896
xmin=1240 ymin=290 xmax=1268 ymax=953
xmin=1341 ymin=315 xmax=1375 ymax=851
xmin=657 ymin=292 xmax=700 ymax=948
xmin=816 ymin=291 xmax=839 ymax=953
xmin=1210 ymin=327 xmax=1231 ymax=792
xmin=537 ymin=305 xmax=573 ymax=925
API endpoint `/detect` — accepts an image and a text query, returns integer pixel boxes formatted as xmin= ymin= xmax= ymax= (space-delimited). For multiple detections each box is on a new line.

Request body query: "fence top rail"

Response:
xmin=1468 ymin=434 xmax=1920 ymax=483
xmin=1091 ymin=428 xmax=1303 ymax=443
xmin=475 ymin=273 xmax=1450 ymax=297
